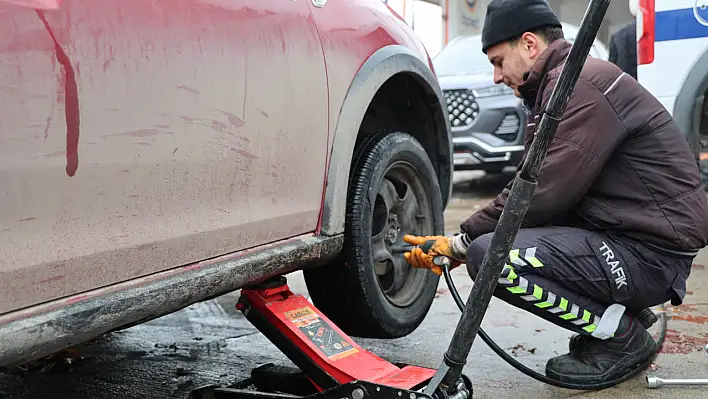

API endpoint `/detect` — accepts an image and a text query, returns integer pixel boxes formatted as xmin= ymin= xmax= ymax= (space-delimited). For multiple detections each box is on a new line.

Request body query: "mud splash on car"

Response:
xmin=36 ymin=9 xmax=80 ymax=177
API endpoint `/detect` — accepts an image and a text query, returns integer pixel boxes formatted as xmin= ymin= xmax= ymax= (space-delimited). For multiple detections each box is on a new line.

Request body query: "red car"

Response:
xmin=0 ymin=0 xmax=452 ymax=368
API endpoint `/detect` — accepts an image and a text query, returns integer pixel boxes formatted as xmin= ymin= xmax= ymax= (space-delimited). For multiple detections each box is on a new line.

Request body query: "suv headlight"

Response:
xmin=473 ymin=85 xmax=514 ymax=98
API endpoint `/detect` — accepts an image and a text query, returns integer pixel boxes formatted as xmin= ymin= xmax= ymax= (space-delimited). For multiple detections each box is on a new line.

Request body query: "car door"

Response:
xmin=0 ymin=0 xmax=329 ymax=314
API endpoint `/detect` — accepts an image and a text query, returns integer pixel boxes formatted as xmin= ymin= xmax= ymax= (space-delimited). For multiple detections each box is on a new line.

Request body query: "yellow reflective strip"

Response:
xmin=507 ymin=286 xmax=526 ymax=294
xmin=526 ymin=256 xmax=544 ymax=267
xmin=506 ymin=267 xmax=517 ymax=282
xmin=583 ymin=324 xmax=597 ymax=333
xmin=533 ymin=285 xmax=543 ymax=300
xmin=560 ymin=313 xmax=575 ymax=320
xmin=509 ymin=249 xmax=520 ymax=262
xmin=582 ymin=310 xmax=592 ymax=323
xmin=559 ymin=298 xmax=568 ymax=311
xmin=535 ymin=301 xmax=553 ymax=308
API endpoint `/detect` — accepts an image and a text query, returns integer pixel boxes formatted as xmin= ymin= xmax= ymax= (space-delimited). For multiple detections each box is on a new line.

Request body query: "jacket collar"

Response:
xmin=518 ymin=39 xmax=573 ymax=107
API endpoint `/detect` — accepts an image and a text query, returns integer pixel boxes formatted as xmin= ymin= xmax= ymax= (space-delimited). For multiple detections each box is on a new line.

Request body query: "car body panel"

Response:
xmin=0 ymin=0 xmax=329 ymax=314
xmin=309 ymin=0 xmax=431 ymax=152
xmin=0 ymin=0 xmax=451 ymax=368
xmin=313 ymin=1 xmax=452 ymax=235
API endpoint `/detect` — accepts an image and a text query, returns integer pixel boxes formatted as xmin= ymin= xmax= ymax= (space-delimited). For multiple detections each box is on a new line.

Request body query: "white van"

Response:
xmin=636 ymin=0 xmax=708 ymax=184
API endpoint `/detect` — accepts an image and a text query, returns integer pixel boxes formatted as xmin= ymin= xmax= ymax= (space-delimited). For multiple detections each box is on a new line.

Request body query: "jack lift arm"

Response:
xmin=188 ymin=2 xmax=660 ymax=398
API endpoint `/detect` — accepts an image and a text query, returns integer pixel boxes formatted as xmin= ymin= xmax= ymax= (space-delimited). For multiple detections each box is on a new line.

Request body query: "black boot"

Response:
xmin=546 ymin=314 xmax=657 ymax=384
xmin=567 ymin=333 xmax=588 ymax=355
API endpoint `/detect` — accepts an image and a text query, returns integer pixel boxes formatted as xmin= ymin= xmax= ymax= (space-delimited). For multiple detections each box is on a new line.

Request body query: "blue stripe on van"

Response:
xmin=656 ymin=7 xmax=708 ymax=42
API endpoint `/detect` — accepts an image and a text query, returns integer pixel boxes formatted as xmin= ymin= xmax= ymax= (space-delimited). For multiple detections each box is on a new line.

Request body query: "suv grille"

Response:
xmin=444 ymin=89 xmax=479 ymax=127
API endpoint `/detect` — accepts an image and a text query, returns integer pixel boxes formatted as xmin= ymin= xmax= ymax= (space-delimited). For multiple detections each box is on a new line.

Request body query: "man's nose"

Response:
xmin=493 ymin=68 xmax=503 ymax=84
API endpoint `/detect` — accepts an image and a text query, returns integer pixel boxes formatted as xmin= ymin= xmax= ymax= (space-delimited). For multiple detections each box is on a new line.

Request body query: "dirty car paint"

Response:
xmin=307 ymin=0 xmax=434 ymax=159
xmin=0 ymin=0 xmax=329 ymax=314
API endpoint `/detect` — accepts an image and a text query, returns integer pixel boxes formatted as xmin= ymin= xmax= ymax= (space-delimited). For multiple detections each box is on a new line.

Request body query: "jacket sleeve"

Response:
xmin=459 ymin=75 xmax=629 ymax=240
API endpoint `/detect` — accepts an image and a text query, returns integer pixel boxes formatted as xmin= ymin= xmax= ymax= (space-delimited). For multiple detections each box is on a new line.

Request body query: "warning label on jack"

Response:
xmin=284 ymin=306 xmax=358 ymax=360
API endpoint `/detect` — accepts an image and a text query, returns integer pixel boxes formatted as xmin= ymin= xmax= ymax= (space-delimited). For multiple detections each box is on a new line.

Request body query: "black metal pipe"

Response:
xmin=438 ymin=175 xmax=536 ymax=389
xmin=427 ymin=0 xmax=612 ymax=391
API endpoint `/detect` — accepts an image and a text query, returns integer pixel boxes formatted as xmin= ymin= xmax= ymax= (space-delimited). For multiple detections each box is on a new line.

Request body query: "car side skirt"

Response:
xmin=0 ymin=233 xmax=343 ymax=369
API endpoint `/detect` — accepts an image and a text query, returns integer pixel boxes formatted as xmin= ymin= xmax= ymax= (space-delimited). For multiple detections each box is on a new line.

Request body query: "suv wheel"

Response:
xmin=304 ymin=131 xmax=444 ymax=338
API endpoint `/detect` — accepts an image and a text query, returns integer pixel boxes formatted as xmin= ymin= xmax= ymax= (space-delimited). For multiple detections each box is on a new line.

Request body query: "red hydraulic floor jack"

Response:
xmin=187 ymin=2 xmax=615 ymax=398
xmin=188 ymin=275 xmax=470 ymax=399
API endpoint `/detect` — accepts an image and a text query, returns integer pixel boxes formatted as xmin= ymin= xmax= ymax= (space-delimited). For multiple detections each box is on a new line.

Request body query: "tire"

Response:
xmin=304 ymin=131 xmax=445 ymax=338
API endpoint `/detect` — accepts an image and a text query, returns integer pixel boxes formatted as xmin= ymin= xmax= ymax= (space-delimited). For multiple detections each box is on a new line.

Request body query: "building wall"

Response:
xmin=441 ymin=0 xmax=489 ymax=42
xmin=439 ymin=0 xmax=634 ymax=48
xmin=548 ymin=0 xmax=634 ymax=45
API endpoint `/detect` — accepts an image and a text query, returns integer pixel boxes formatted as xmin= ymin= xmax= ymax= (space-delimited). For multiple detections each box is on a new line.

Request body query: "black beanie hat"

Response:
xmin=481 ymin=0 xmax=562 ymax=54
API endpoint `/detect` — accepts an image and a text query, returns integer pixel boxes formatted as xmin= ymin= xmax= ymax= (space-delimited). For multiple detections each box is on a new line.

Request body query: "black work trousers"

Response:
xmin=465 ymin=226 xmax=694 ymax=339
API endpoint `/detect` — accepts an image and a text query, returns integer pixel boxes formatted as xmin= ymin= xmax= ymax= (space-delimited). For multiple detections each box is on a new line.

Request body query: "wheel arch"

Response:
xmin=672 ymin=48 xmax=708 ymax=158
xmin=318 ymin=44 xmax=452 ymax=236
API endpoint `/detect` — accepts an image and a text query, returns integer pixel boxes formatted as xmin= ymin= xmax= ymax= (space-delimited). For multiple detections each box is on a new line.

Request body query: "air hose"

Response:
xmin=440 ymin=264 xmax=669 ymax=391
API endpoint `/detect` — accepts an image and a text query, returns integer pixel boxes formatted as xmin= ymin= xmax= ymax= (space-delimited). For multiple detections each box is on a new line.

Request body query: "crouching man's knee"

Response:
xmin=465 ymin=232 xmax=493 ymax=279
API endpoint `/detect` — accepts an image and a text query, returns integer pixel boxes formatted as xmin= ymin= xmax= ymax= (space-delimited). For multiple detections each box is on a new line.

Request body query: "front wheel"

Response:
xmin=304 ymin=131 xmax=445 ymax=338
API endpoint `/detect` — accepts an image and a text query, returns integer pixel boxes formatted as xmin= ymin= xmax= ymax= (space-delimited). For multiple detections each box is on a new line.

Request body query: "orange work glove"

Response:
xmin=402 ymin=234 xmax=465 ymax=276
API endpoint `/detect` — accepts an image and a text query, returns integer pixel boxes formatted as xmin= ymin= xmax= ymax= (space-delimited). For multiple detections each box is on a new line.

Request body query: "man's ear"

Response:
xmin=519 ymin=32 xmax=542 ymax=57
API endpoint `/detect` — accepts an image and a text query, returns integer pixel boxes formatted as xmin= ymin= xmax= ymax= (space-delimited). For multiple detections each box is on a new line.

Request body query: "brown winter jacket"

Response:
xmin=460 ymin=39 xmax=708 ymax=254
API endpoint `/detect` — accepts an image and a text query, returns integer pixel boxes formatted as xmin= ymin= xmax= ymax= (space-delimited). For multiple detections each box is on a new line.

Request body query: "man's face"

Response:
xmin=486 ymin=32 xmax=547 ymax=97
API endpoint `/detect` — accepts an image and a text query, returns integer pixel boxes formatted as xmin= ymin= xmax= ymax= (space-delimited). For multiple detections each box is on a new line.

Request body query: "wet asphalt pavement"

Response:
xmin=1 ymin=172 xmax=707 ymax=399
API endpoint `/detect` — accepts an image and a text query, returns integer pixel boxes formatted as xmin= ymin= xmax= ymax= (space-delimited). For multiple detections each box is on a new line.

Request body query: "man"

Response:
xmin=404 ymin=0 xmax=708 ymax=385
xmin=608 ymin=0 xmax=638 ymax=79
